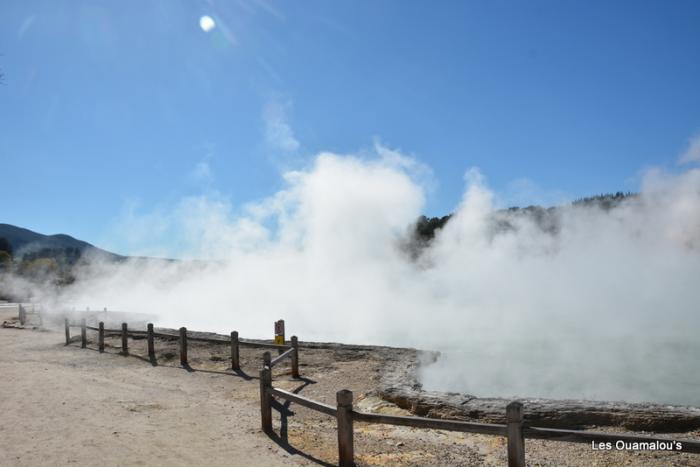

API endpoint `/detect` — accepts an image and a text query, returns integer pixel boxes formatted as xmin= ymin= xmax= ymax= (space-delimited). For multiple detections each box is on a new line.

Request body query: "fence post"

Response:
xmin=98 ymin=322 xmax=105 ymax=353
xmin=121 ymin=323 xmax=128 ymax=355
xmin=260 ymin=354 xmax=272 ymax=433
xmin=81 ymin=318 xmax=87 ymax=348
xmin=179 ymin=327 xmax=188 ymax=366
xmin=336 ymin=389 xmax=354 ymax=467
xmin=507 ymin=401 xmax=525 ymax=467
xmin=147 ymin=323 xmax=155 ymax=362
xmin=291 ymin=335 xmax=300 ymax=378
xmin=263 ymin=350 xmax=271 ymax=369
xmin=18 ymin=304 xmax=26 ymax=325
xmin=231 ymin=331 xmax=240 ymax=371
xmin=64 ymin=318 xmax=70 ymax=345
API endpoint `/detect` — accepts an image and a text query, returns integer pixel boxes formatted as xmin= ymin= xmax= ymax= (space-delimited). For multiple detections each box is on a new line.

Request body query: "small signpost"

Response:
xmin=274 ymin=319 xmax=285 ymax=345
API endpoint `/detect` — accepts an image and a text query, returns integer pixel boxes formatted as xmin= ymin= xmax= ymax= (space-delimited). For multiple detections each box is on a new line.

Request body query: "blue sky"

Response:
xmin=2 ymin=0 xmax=700 ymax=255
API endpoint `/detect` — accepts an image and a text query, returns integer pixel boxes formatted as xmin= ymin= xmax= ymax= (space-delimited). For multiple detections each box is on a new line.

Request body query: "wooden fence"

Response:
xmin=17 ymin=304 xmax=42 ymax=326
xmin=258 ymin=355 xmax=700 ymax=467
xmin=63 ymin=318 xmax=299 ymax=377
xmin=50 ymin=310 xmax=700 ymax=466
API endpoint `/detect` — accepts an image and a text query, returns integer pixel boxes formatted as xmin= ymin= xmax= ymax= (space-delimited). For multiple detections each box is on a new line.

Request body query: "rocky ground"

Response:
xmin=378 ymin=351 xmax=700 ymax=432
xmin=2 ymin=305 xmax=700 ymax=466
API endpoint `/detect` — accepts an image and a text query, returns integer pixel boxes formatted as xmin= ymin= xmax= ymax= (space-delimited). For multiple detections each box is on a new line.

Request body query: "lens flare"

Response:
xmin=199 ymin=15 xmax=216 ymax=33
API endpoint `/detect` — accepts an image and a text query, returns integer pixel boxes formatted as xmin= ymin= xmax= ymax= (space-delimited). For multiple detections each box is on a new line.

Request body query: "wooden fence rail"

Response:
xmin=269 ymin=387 xmax=338 ymax=417
xmin=270 ymin=347 xmax=295 ymax=367
xmin=352 ymin=410 xmax=507 ymax=435
xmin=63 ymin=319 xmax=300 ymax=378
xmin=263 ymin=340 xmax=299 ymax=377
xmin=259 ymin=356 xmax=700 ymax=467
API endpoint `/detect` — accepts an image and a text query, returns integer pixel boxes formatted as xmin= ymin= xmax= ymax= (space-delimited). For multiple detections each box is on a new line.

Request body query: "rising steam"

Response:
xmin=14 ymin=146 xmax=700 ymax=405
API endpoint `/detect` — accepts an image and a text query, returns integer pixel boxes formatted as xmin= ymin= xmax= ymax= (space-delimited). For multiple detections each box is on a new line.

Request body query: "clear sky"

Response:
xmin=2 ymin=0 xmax=700 ymax=255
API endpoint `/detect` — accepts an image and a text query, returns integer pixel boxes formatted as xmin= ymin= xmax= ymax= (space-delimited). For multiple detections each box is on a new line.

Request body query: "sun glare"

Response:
xmin=199 ymin=15 xmax=216 ymax=33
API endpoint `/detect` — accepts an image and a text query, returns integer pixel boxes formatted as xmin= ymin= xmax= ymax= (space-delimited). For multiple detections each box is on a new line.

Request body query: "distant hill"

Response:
xmin=0 ymin=223 xmax=124 ymax=263
xmin=0 ymin=224 xmax=180 ymax=299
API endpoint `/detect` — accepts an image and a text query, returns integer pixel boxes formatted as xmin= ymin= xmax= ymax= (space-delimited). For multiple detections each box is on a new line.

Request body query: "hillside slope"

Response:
xmin=0 ymin=223 xmax=123 ymax=261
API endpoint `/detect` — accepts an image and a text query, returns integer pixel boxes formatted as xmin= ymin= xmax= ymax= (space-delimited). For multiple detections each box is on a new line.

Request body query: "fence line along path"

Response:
xmin=64 ymin=318 xmax=300 ymax=377
xmin=49 ymin=310 xmax=700 ymax=467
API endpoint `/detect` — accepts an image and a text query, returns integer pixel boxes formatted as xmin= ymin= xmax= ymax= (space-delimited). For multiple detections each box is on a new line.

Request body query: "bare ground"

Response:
xmin=2 ymin=306 xmax=699 ymax=466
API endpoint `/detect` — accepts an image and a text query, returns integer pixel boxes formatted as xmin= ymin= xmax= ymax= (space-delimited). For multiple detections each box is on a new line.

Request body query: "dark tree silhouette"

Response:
xmin=0 ymin=237 xmax=12 ymax=256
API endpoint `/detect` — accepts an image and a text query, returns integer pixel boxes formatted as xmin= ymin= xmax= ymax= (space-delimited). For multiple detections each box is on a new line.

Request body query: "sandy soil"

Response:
xmin=0 ymin=306 xmax=298 ymax=467
xmin=2 ymin=305 xmax=700 ymax=466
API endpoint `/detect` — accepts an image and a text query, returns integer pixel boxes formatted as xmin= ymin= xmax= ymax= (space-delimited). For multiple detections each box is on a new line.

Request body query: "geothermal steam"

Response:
xmin=31 ymin=149 xmax=700 ymax=405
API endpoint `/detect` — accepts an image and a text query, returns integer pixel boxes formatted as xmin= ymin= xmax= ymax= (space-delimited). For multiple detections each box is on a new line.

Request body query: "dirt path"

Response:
xmin=0 ymin=307 xmax=299 ymax=467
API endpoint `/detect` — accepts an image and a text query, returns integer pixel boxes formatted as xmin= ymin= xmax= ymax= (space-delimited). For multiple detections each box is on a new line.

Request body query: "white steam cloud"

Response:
xmin=263 ymin=100 xmax=300 ymax=152
xmin=23 ymin=147 xmax=700 ymax=405
xmin=679 ymin=133 xmax=700 ymax=164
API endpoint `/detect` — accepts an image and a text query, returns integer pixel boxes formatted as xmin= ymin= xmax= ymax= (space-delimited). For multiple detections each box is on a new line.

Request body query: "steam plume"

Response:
xmin=14 ymin=148 xmax=700 ymax=405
